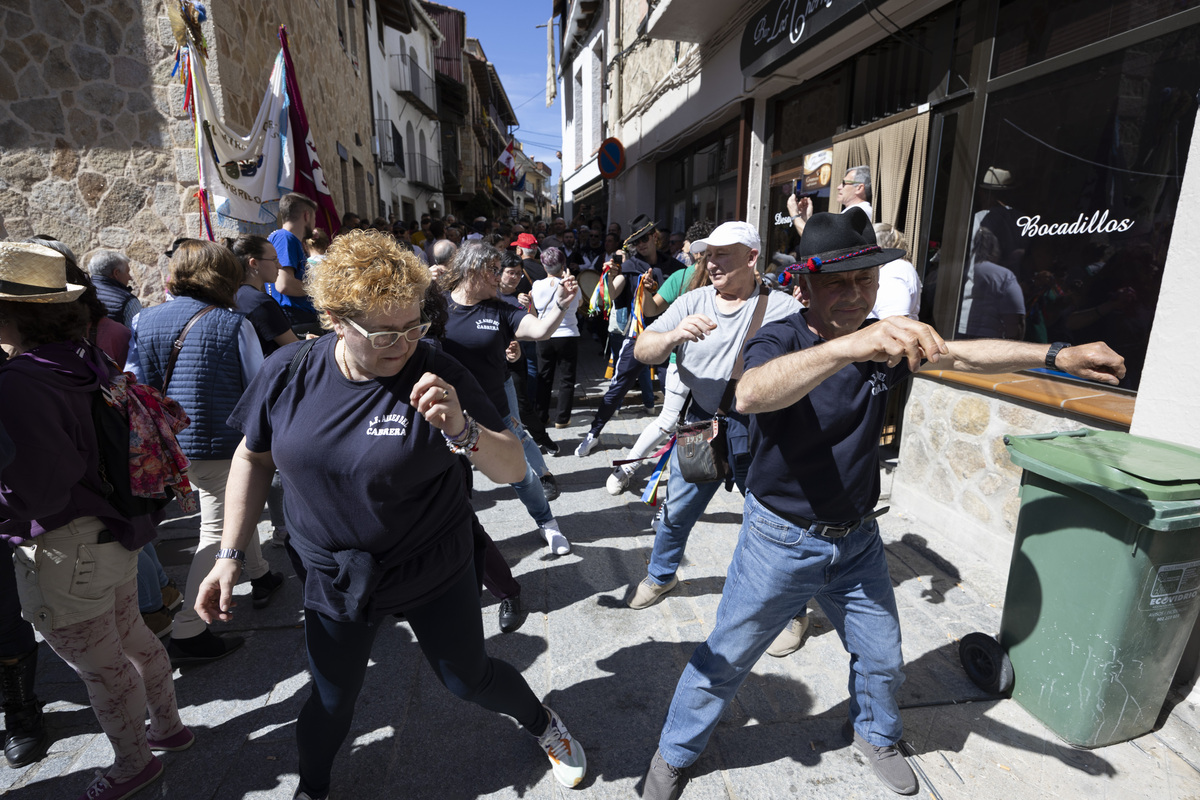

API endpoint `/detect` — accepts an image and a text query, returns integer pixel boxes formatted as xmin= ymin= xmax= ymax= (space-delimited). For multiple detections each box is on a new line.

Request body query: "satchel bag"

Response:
xmin=676 ymin=416 xmax=730 ymax=483
xmin=673 ymin=285 xmax=770 ymax=485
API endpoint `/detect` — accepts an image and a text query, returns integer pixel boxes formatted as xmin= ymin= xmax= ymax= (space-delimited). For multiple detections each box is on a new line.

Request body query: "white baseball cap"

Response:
xmin=695 ymin=221 xmax=761 ymax=252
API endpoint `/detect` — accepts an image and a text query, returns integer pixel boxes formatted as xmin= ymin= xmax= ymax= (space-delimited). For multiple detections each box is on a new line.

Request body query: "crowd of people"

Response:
xmin=0 ymin=191 xmax=1127 ymax=800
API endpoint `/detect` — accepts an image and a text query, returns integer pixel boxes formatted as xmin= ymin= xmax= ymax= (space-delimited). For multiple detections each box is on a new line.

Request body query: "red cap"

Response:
xmin=512 ymin=233 xmax=538 ymax=249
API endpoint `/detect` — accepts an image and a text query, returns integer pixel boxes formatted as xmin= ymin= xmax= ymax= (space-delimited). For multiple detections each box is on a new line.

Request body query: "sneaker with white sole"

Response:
xmin=540 ymin=519 xmax=571 ymax=555
xmin=575 ymin=432 xmax=599 ymax=457
xmin=766 ymin=614 xmax=810 ymax=658
xmin=79 ymin=756 xmax=163 ymax=800
xmin=627 ymin=575 xmax=678 ymax=609
xmin=606 ymin=466 xmax=635 ymax=496
xmin=536 ymin=705 xmax=586 ymax=788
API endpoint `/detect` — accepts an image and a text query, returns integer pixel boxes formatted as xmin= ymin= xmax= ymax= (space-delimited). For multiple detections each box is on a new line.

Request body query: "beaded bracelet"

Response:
xmin=443 ymin=411 xmax=481 ymax=454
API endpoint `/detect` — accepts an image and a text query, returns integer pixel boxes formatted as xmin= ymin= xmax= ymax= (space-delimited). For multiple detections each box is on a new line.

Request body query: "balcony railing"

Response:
xmin=406 ymin=151 xmax=443 ymax=191
xmin=389 ymin=53 xmax=438 ymax=117
xmin=375 ymin=119 xmax=404 ymax=178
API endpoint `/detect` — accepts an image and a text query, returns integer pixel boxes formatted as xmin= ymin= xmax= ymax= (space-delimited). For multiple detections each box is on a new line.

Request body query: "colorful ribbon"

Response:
xmin=639 ymin=438 xmax=676 ymax=506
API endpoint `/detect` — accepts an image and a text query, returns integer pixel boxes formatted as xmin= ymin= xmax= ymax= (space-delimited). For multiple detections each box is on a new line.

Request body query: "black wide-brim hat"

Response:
xmin=625 ymin=214 xmax=658 ymax=246
xmin=790 ymin=207 xmax=905 ymax=275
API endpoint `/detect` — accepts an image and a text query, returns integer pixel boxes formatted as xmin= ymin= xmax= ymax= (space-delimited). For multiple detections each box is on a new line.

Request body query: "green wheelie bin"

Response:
xmin=959 ymin=429 xmax=1200 ymax=748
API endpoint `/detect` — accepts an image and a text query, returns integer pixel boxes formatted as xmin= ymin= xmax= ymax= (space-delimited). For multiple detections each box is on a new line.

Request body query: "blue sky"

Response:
xmin=454 ymin=2 xmax=564 ymax=183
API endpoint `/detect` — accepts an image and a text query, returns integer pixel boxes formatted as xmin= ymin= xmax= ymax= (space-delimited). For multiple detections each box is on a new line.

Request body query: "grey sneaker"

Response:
xmin=848 ymin=724 xmax=918 ymax=795
xmin=766 ymin=614 xmax=810 ymax=658
xmin=627 ymin=575 xmax=678 ymax=609
xmin=606 ymin=466 xmax=634 ymax=496
xmin=537 ymin=705 xmax=586 ymax=788
xmin=643 ymin=749 xmax=685 ymax=800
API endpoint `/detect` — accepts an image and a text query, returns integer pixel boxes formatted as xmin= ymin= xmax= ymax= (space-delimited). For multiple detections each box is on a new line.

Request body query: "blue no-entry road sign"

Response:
xmin=598 ymin=138 xmax=625 ymax=179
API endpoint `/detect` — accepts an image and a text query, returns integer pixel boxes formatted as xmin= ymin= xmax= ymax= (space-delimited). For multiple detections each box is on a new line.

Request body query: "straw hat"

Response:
xmin=0 ymin=241 xmax=86 ymax=303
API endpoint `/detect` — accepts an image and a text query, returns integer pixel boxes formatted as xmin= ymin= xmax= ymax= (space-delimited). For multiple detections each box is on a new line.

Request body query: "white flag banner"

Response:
xmin=187 ymin=46 xmax=292 ymax=225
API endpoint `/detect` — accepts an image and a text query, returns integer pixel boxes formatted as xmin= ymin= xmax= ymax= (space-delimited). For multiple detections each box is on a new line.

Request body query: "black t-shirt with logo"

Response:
xmin=229 ymin=335 xmax=504 ymax=619
xmin=744 ymin=310 xmax=910 ymax=524
xmin=440 ymin=294 xmax=528 ymax=416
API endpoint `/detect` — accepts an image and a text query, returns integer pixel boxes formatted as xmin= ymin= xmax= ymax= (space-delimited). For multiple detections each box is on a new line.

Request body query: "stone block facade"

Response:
xmin=0 ymin=0 xmax=372 ymax=303
xmin=891 ymin=376 xmax=1125 ymax=564
xmin=0 ymin=0 xmax=183 ymax=300
xmin=617 ymin=0 xmax=683 ymax=121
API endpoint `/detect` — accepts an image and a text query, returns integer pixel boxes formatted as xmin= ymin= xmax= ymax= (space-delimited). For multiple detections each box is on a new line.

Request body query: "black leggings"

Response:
xmin=295 ymin=566 xmax=546 ymax=797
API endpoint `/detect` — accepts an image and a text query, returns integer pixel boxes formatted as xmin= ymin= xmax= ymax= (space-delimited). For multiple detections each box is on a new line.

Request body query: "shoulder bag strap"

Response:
xmin=716 ymin=284 xmax=771 ymax=416
xmin=286 ymin=337 xmax=319 ymax=383
xmin=161 ymin=305 xmax=216 ymax=396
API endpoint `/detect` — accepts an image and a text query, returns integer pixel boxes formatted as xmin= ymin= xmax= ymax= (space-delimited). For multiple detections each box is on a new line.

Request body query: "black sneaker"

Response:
xmin=643 ymin=749 xmax=685 ymax=800
xmin=537 ymin=436 xmax=559 ymax=456
xmin=498 ymin=595 xmax=525 ymax=633
xmin=251 ymin=571 xmax=285 ymax=609
xmin=846 ymin=723 xmax=918 ymax=795
xmin=540 ymin=473 xmax=561 ymax=502
xmin=167 ymin=629 xmax=245 ymax=668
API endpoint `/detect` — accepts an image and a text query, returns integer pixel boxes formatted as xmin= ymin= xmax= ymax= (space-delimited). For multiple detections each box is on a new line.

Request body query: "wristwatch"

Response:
xmin=215 ymin=547 xmax=246 ymax=564
xmin=1045 ymin=342 xmax=1070 ymax=371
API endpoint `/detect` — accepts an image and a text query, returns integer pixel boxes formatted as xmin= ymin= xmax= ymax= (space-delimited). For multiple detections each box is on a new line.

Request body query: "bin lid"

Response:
xmin=1006 ymin=430 xmax=1200 ymax=530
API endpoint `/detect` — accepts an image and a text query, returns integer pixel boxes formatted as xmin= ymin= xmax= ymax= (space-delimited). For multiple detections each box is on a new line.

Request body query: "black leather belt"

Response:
xmin=796 ymin=506 xmax=890 ymax=539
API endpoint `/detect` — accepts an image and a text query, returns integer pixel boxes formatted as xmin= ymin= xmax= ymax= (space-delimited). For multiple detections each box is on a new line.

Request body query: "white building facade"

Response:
xmin=367 ymin=0 xmax=445 ymax=223
xmin=557 ymin=1 xmax=609 ymax=223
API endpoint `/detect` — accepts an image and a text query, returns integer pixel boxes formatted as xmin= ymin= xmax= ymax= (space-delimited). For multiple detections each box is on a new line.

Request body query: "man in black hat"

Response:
xmin=642 ymin=209 xmax=1126 ymax=800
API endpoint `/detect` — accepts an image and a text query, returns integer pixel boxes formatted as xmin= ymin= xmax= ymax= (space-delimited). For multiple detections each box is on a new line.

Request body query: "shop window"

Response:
xmin=955 ymin=24 xmax=1199 ymax=390
xmin=656 ymin=120 xmax=741 ymax=234
xmin=993 ymin=0 xmax=1200 ymax=77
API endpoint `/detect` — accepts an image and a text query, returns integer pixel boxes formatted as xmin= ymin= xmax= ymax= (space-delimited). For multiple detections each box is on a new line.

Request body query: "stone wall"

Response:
xmin=891 ymin=376 xmax=1125 ymax=564
xmin=0 ymin=0 xmax=374 ymax=304
xmin=0 ymin=0 xmax=184 ymax=300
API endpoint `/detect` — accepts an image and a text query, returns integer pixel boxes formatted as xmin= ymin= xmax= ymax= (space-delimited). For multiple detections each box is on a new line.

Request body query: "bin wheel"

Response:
xmin=959 ymin=632 xmax=1014 ymax=696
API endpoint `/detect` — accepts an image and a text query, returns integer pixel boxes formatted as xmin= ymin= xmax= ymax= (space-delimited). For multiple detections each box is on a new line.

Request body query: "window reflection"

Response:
xmin=958 ymin=25 xmax=1199 ymax=389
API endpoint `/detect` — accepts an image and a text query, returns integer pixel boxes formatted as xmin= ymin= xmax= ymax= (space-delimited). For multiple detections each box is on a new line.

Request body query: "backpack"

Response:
xmin=88 ymin=363 xmax=198 ymax=519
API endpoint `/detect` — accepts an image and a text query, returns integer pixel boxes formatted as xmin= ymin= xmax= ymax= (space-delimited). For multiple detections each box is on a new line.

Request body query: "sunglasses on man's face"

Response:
xmin=633 ymin=234 xmax=652 ymax=245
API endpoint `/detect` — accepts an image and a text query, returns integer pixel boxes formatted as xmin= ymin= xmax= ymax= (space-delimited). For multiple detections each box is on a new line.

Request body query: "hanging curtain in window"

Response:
xmin=831 ymin=112 xmax=930 ymax=246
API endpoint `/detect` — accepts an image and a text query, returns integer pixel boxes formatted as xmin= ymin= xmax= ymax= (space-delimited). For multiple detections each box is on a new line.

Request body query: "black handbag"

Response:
xmin=676 ymin=416 xmax=730 ymax=483
xmin=674 ymin=286 xmax=770 ymax=484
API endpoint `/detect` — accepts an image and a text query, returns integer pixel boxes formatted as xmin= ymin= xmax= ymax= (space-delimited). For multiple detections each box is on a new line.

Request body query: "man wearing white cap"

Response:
xmin=624 ymin=221 xmax=800 ymax=610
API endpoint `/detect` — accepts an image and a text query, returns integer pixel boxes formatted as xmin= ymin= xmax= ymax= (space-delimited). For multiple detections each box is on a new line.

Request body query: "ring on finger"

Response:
xmin=441 ymin=388 xmax=449 ymax=400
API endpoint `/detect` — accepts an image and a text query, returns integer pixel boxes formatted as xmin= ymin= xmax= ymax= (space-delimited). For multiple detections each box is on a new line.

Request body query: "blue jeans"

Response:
xmin=647 ymin=444 xmax=749 ymax=585
xmin=504 ymin=377 xmax=548 ymax=477
xmin=657 ymin=492 xmax=904 ymax=768
xmin=590 ymin=333 xmax=654 ymax=436
xmin=136 ymin=543 xmax=169 ymax=613
xmin=502 ymin=381 xmax=553 ymax=528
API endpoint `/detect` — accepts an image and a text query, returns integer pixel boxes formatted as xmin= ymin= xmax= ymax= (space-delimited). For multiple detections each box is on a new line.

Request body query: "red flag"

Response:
xmin=279 ymin=26 xmax=340 ymax=234
xmin=497 ymin=138 xmax=516 ymax=185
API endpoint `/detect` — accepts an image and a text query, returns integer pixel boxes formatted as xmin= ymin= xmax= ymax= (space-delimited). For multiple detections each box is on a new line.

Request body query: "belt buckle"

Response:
xmin=817 ymin=523 xmax=853 ymax=539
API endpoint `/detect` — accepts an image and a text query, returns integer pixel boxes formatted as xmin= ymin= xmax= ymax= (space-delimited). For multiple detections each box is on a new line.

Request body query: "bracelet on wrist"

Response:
xmin=443 ymin=411 xmax=481 ymax=454
xmin=443 ymin=416 xmax=467 ymax=440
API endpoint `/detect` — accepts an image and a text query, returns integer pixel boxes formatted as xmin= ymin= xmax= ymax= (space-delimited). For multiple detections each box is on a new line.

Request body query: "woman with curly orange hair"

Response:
xmin=194 ymin=230 xmax=587 ymax=800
